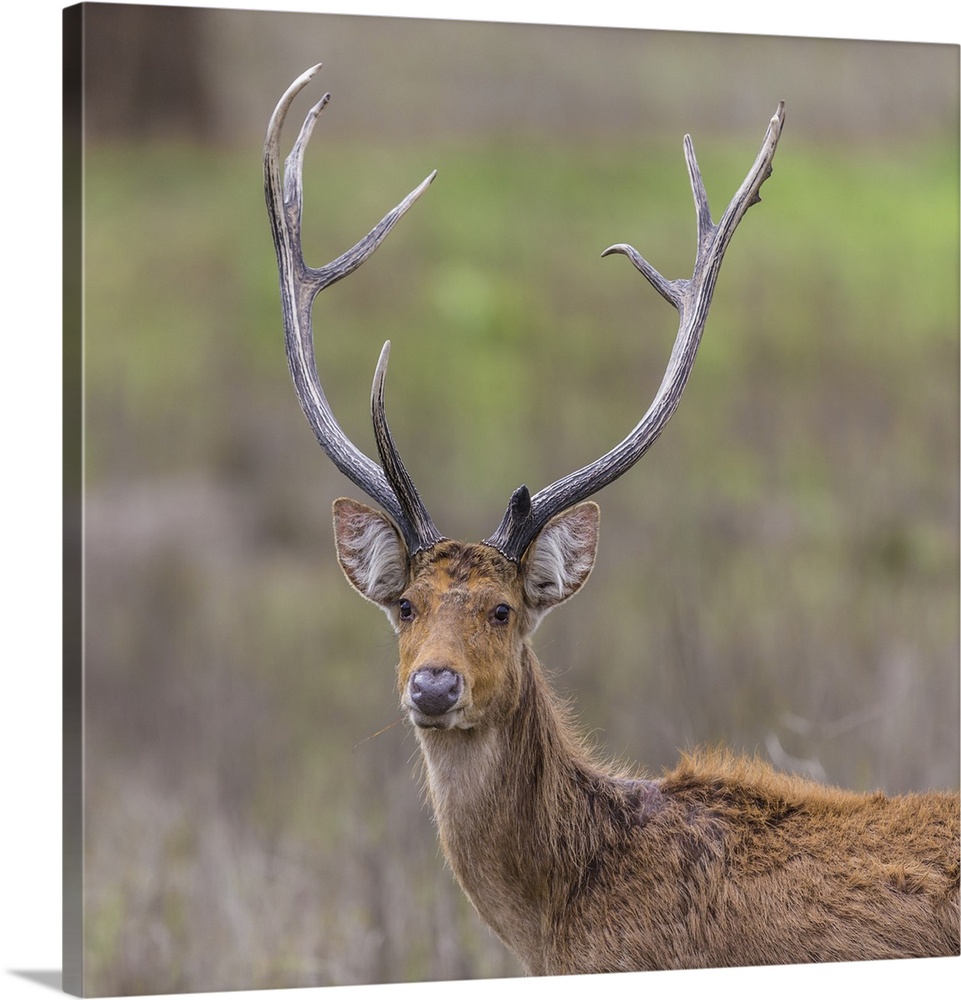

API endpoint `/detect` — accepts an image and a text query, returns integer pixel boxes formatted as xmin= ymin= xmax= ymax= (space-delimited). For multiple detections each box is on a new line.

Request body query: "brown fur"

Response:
xmin=333 ymin=497 xmax=960 ymax=974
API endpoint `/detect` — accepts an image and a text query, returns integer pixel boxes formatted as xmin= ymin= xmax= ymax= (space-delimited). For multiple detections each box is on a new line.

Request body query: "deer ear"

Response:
xmin=333 ymin=498 xmax=409 ymax=609
xmin=521 ymin=502 xmax=599 ymax=616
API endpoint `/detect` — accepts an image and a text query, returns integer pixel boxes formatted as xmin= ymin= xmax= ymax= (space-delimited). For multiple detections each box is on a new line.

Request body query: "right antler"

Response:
xmin=264 ymin=64 xmax=443 ymax=555
xmin=484 ymin=102 xmax=785 ymax=561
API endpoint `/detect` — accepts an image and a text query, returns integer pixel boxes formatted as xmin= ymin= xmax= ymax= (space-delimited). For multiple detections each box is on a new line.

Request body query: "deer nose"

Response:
xmin=409 ymin=667 xmax=462 ymax=717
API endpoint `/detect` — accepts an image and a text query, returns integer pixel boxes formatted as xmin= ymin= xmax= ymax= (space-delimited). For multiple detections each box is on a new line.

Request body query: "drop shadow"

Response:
xmin=8 ymin=971 xmax=63 ymax=992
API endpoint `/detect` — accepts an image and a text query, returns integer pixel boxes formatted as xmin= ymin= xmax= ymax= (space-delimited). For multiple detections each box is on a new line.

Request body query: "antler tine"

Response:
xmin=371 ymin=342 xmax=444 ymax=551
xmin=265 ymin=65 xmax=442 ymax=553
xmin=485 ymin=103 xmax=786 ymax=562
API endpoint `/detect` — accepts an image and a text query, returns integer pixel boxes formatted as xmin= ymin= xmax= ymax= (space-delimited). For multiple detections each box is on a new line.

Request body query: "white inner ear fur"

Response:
xmin=522 ymin=502 xmax=599 ymax=623
xmin=333 ymin=498 xmax=409 ymax=614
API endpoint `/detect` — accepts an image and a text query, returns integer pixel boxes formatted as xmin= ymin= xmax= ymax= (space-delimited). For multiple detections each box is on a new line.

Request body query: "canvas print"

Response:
xmin=64 ymin=4 xmax=960 ymax=995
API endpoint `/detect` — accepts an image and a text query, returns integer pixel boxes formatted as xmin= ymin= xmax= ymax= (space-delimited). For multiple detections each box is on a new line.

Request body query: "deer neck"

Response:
xmin=413 ymin=644 xmax=611 ymax=969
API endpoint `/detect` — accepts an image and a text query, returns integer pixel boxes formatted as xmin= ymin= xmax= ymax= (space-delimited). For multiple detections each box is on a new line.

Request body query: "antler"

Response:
xmin=266 ymin=66 xmax=784 ymax=564
xmin=484 ymin=102 xmax=786 ymax=561
xmin=264 ymin=64 xmax=443 ymax=554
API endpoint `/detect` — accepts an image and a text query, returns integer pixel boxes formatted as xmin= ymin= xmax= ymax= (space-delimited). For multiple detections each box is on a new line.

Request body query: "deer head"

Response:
xmin=333 ymin=497 xmax=598 ymax=729
xmin=264 ymin=64 xmax=784 ymax=735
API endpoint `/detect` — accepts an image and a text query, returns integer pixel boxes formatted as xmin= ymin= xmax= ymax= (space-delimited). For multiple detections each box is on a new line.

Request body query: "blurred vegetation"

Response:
xmin=76 ymin=11 xmax=958 ymax=998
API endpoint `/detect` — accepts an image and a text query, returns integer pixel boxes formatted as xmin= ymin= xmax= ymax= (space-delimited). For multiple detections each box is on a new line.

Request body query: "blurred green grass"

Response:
xmin=81 ymin=131 xmax=958 ymax=993
xmin=83 ymin=134 xmax=958 ymax=476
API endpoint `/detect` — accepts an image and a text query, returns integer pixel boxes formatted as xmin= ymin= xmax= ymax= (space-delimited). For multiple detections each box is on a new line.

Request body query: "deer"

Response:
xmin=264 ymin=65 xmax=960 ymax=975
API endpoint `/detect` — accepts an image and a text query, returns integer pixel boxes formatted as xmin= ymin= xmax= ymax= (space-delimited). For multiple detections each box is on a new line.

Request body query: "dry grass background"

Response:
xmin=71 ymin=7 xmax=958 ymax=995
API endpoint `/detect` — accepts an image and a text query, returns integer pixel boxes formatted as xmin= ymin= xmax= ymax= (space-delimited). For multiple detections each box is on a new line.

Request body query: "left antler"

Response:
xmin=264 ymin=64 xmax=443 ymax=555
xmin=483 ymin=102 xmax=785 ymax=561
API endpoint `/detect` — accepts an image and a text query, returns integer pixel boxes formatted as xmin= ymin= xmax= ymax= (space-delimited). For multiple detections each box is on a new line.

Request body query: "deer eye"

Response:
xmin=491 ymin=603 xmax=511 ymax=624
xmin=398 ymin=598 xmax=415 ymax=621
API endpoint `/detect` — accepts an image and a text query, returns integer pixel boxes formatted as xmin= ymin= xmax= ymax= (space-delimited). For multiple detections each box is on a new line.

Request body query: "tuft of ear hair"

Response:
xmin=333 ymin=497 xmax=409 ymax=608
xmin=521 ymin=502 xmax=600 ymax=619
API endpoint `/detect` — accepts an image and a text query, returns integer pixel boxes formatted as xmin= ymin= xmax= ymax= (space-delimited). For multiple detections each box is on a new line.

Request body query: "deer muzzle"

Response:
xmin=407 ymin=666 xmax=463 ymax=727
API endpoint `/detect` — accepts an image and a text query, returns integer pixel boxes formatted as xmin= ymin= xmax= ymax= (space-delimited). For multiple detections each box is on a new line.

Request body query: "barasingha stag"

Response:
xmin=264 ymin=66 xmax=960 ymax=974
